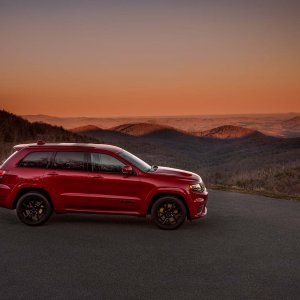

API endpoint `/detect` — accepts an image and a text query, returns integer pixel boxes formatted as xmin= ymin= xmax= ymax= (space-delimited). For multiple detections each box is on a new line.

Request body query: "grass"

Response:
xmin=209 ymin=184 xmax=300 ymax=201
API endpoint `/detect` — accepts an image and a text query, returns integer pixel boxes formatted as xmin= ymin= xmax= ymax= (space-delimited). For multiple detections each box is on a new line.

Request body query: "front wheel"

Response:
xmin=151 ymin=196 xmax=187 ymax=230
xmin=16 ymin=192 xmax=53 ymax=226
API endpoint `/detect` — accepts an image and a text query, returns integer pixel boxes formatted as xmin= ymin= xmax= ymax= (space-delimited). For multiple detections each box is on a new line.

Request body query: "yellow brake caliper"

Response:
xmin=159 ymin=207 xmax=164 ymax=216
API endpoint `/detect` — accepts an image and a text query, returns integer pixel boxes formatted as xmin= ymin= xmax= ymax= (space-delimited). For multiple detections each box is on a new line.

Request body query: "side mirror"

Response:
xmin=122 ymin=165 xmax=134 ymax=175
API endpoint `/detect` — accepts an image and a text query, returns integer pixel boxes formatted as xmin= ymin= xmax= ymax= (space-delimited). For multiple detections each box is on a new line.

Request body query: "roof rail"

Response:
xmin=37 ymin=140 xmax=46 ymax=145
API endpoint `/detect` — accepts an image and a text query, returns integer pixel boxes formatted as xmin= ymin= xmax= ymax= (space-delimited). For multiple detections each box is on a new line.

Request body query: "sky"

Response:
xmin=0 ymin=0 xmax=299 ymax=117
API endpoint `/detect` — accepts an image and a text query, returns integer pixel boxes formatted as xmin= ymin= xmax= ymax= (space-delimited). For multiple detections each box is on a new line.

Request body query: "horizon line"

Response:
xmin=19 ymin=111 xmax=300 ymax=119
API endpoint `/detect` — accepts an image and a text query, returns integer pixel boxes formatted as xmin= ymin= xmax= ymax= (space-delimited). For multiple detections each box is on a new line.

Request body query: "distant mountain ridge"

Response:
xmin=71 ymin=125 xmax=101 ymax=133
xmin=194 ymin=125 xmax=262 ymax=139
xmin=111 ymin=123 xmax=185 ymax=137
xmin=22 ymin=113 xmax=300 ymax=138
xmin=281 ymin=116 xmax=300 ymax=137
xmin=283 ymin=116 xmax=300 ymax=126
xmin=72 ymin=122 xmax=264 ymax=140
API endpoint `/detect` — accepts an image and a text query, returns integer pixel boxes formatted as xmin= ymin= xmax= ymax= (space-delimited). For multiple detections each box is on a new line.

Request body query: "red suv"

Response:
xmin=0 ymin=142 xmax=208 ymax=229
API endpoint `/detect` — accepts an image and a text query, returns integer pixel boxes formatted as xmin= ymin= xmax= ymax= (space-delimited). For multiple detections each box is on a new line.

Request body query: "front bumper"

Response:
xmin=189 ymin=191 xmax=208 ymax=219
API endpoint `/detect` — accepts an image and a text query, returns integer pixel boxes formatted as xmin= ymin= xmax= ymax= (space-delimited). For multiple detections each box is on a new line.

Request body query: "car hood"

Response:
xmin=151 ymin=166 xmax=201 ymax=182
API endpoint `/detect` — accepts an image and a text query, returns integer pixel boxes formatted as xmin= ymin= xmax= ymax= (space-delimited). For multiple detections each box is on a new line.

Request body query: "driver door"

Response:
xmin=87 ymin=152 xmax=142 ymax=213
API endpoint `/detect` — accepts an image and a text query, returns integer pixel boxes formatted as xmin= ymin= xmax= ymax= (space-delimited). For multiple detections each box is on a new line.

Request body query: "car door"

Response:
xmin=87 ymin=152 xmax=142 ymax=213
xmin=43 ymin=151 xmax=92 ymax=211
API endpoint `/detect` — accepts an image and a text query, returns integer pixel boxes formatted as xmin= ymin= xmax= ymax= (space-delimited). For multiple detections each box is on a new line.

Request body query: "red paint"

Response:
xmin=0 ymin=143 xmax=208 ymax=222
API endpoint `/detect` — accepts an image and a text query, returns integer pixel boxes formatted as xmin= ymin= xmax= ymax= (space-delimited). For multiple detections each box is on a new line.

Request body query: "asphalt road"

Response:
xmin=0 ymin=190 xmax=299 ymax=300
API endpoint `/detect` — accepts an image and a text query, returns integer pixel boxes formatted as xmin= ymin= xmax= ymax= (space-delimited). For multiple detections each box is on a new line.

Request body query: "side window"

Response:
xmin=91 ymin=153 xmax=125 ymax=173
xmin=18 ymin=152 xmax=53 ymax=168
xmin=53 ymin=152 xmax=86 ymax=171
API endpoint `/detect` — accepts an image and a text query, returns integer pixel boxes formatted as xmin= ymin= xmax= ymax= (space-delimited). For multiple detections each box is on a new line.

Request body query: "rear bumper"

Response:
xmin=0 ymin=184 xmax=13 ymax=209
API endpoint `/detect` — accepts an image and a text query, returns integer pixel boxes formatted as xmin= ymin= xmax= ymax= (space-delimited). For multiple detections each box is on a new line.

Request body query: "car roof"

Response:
xmin=13 ymin=143 xmax=123 ymax=153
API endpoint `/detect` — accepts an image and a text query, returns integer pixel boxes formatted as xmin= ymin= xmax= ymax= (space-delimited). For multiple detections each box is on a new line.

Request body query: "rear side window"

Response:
xmin=53 ymin=152 xmax=86 ymax=171
xmin=18 ymin=152 xmax=53 ymax=168
xmin=91 ymin=153 xmax=125 ymax=173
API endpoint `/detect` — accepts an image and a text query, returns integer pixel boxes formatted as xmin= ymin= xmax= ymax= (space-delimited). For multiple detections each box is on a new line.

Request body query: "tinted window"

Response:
xmin=18 ymin=152 xmax=52 ymax=168
xmin=53 ymin=152 xmax=86 ymax=171
xmin=91 ymin=153 xmax=125 ymax=173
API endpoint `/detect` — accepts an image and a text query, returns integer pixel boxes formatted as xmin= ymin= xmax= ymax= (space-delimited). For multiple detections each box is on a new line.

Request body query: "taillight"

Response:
xmin=0 ymin=170 xmax=6 ymax=179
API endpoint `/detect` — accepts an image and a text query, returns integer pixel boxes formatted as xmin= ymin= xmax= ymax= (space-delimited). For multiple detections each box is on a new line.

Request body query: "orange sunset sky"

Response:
xmin=0 ymin=0 xmax=299 ymax=117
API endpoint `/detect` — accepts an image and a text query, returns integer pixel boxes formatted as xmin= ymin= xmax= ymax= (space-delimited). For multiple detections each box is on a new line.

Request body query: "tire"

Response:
xmin=16 ymin=192 xmax=53 ymax=226
xmin=151 ymin=196 xmax=187 ymax=230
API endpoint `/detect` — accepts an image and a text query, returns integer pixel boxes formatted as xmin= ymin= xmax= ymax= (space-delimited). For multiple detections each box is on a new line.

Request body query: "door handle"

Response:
xmin=92 ymin=175 xmax=103 ymax=179
xmin=47 ymin=172 xmax=58 ymax=176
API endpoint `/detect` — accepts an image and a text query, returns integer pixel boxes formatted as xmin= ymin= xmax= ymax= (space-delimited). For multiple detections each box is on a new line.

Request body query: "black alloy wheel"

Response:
xmin=16 ymin=192 xmax=53 ymax=226
xmin=151 ymin=196 xmax=187 ymax=230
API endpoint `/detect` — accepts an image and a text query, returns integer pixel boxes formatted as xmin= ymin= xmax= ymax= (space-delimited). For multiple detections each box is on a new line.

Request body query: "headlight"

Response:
xmin=189 ymin=182 xmax=205 ymax=193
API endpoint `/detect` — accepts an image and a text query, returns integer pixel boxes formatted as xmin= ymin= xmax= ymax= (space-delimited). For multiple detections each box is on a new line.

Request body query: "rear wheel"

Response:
xmin=16 ymin=192 xmax=52 ymax=226
xmin=151 ymin=196 xmax=187 ymax=230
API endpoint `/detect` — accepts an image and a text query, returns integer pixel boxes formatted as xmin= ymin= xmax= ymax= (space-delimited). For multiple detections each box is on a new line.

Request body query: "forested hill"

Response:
xmin=0 ymin=110 xmax=96 ymax=159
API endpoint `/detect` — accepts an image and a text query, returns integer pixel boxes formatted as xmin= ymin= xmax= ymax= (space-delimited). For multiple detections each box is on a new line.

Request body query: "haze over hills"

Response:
xmin=22 ymin=113 xmax=300 ymax=138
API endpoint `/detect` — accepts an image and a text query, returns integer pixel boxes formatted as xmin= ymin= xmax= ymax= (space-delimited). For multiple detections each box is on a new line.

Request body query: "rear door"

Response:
xmin=43 ymin=151 xmax=92 ymax=211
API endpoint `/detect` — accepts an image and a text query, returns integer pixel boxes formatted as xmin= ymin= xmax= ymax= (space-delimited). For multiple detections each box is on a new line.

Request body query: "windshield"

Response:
xmin=118 ymin=150 xmax=151 ymax=172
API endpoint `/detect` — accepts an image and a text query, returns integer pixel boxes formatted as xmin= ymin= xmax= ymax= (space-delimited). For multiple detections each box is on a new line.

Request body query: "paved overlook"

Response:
xmin=0 ymin=190 xmax=299 ymax=299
